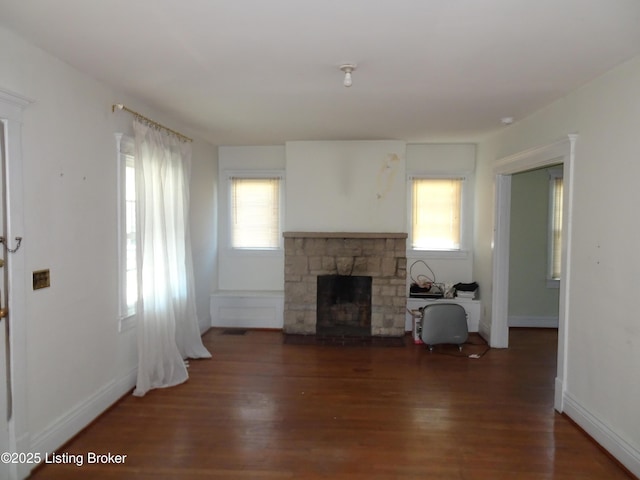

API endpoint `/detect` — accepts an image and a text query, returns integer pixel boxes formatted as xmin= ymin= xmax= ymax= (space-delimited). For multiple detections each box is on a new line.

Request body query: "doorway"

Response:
xmin=491 ymin=135 xmax=576 ymax=413
xmin=508 ymin=166 xmax=562 ymax=328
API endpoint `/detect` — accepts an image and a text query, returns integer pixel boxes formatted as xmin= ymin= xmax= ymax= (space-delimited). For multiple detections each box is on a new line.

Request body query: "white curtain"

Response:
xmin=132 ymin=119 xmax=211 ymax=397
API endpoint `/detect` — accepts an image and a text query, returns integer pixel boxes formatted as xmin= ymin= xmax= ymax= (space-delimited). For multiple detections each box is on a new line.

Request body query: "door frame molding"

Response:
xmin=491 ymin=134 xmax=577 ymax=412
xmin=1 ymin=87 xmax=32 ymax=480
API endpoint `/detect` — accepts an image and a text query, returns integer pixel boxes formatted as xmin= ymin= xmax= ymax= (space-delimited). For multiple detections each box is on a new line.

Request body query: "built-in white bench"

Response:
xmin=210 ymin=291 xmax=284 ymax=329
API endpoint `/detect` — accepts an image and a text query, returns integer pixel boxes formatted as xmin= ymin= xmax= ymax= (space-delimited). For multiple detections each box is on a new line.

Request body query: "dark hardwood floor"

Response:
xmin=29 ymin=328 xmax=633 ymax=479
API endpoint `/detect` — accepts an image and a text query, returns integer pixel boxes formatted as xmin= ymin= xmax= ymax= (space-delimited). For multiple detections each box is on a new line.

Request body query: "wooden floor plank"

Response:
xmin=29 ymin=328 xmax=634 ymax=479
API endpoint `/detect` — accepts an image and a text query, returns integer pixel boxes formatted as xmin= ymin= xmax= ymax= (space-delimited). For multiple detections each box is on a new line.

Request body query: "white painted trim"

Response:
xmin=0 ymin=89 xmax=32 ymax=113
xmin=118 ymin=313 xmax=136 ymax=333
xmin=546 ymin=279 xmax=560 ymax=289
xmin=554 ymin=378 xmax=564 ymax=422
xmin=490 ymin=173 xmax=512 ymax=348
xmin=115 ymin=133 xmax=138 ymax=325
xmin=406 ymin=249 xmax=470 ymax=260
xmin=211 ymin=291 xmax=284 ymax=329
xmin=29 ymin=367 xmax=137 ymax=474
xmin=493 ymin=137 xmax=570 ymax=174
xmin=0 ymin=87 xmax=32 ymax=480
xmin=557 ymin=134 xmax=577 ymax=413
xmin=508 ymin=315 xmax=559 ymax=328
xmin=491 ymin=134 xmax=576 ymax=413
xmin=478 ymin=319 xmax=491 ymax=343
xmin=563 ymin=392 xmax=640 ymax=478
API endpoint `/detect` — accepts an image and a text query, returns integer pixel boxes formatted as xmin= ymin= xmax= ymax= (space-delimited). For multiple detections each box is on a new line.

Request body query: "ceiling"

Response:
xmin=2 ymin=0 xmax=640 ymax=146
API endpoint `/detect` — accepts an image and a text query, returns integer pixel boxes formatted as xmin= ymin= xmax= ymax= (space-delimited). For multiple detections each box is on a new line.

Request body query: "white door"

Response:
xmin=0 ymin=87 xmax=30 ymax=480
xmin=0 ymin=118 xmax=11 ymax=480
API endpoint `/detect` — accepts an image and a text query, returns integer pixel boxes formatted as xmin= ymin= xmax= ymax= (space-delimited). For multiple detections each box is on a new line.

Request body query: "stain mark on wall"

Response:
xmin=376 ymin=153 xmax=400 ymax=199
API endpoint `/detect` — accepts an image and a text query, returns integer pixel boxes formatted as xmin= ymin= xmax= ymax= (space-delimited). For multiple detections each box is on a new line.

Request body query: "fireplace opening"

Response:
xmin=316 ymin=275 xmax=372 ymax=337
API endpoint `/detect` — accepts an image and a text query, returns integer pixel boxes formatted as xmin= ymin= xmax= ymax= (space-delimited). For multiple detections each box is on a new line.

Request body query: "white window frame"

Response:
xmin=547 ymin=167 xmax=563 ymax=288
xmin=407 ymin=174 xmax=471 ymax=258
xmin=223 ymin=170 xmax=285 ymax=256
xmin=115 ymin=133 xmax=137 ymax=331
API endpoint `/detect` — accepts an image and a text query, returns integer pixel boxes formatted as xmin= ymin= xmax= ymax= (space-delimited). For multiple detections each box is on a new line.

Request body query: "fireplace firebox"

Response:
xmin=316 ymin=275 xmax=372 ymax=337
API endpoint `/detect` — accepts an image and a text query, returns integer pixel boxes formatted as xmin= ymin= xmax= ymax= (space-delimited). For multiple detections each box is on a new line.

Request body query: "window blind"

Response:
xmin=231 ymin=177 xmax=281 ymax=249
xmin=411 ymin=178 xmax=462 ymax=250
xmin=550 ymin=176 xmax=563 ymax=280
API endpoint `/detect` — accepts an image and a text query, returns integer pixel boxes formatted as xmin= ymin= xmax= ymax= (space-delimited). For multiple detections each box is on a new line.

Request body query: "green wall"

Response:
xmin=508 ymin=168 xmax=560 ymax=319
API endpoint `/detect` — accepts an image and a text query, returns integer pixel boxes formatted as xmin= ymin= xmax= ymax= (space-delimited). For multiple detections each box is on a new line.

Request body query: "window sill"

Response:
xmin=546 ymin=279 xmax=560 ymax=289
xmin=407 ymin=249 xmax=470 ymax=260
xmin=224 ymin=247 xmax=284 ymax=258
xmin=119 ymin=313 xmax=137 ymax=333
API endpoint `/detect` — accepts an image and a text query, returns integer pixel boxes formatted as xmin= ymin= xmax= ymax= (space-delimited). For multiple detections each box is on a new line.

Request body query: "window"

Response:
xmin=548 ymin=169 xmax=563 ymax=282
xmin=410 ymin=177 xmax=464 ymax=251
xmin=229 ymin=175 xmax=283 ymax=250
xmin=116 ymin=134 xmax=137 ymax=321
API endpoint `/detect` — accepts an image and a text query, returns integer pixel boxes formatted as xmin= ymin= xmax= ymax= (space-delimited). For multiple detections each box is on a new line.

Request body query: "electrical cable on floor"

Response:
xmin=425 ymin=337 xmax=491 ymax=359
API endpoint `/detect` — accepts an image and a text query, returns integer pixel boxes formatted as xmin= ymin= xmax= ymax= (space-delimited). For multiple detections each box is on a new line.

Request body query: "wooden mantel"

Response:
xmin=283 ymin=232 xmax=408 ymax=239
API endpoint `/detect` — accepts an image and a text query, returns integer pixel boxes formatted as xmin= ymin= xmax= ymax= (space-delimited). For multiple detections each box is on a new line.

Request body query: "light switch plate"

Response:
xmin=33 ymin=269 xmax=50 ymax=290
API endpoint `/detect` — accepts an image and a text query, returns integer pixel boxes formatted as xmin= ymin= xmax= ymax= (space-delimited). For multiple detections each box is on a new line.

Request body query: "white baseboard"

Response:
xmin=29 ymin=367 xmax=137 ymax=470
xmin=478 ymin=319 xmax=491 ymax=343
xmin=508 ymin=315 xmax=559 ymax=328
xmin=211 ymin=291 xmax=284 ymax=329
xmin=554 ymin=377 xmax=564 ymax=412
xmin=122 ymin=316 xmax=211 ymax=335
xmin=563 ymin=392 xmax=640 ymax=478
xmin=13 ymin=431 xmax=31 ymax=480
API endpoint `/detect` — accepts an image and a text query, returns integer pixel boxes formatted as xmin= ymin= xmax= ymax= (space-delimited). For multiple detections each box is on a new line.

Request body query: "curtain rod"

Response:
xmin=112 ymin=103 xmax=193 ymax=142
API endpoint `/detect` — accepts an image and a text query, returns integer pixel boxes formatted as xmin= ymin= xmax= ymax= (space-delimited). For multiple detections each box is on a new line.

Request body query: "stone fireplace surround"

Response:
xmin=283 ymin=232 xmax=407 ymax=337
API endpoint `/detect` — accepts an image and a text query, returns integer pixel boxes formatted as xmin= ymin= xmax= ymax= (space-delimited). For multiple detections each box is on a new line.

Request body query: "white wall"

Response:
xmin=0 ymin=25 xmax=217 ymax=473
xmin=217 ymin=145 xmax=285 ymax=291
xmin=474 ymin=55 xmax=640 ymax=475
xmin=216 ymin=142 xmax=476 ymax=297
xmin=285 ymin=140 xmax=406 ymax=232
xmin=406 ymin=144 xmax=476 ymax=286
xmin=190 ymin=141 xmax=218 ymax=329
xmin=217 ymin=141 xmax=407 ymax=295
xmin=406 ymin=144 xmax=475 ymax=173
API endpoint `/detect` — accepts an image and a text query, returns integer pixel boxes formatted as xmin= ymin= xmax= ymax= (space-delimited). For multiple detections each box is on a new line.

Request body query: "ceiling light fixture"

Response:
xmin=501 ymin=116 xmax=515 ymax=126
xmin=339 ymin=64 xmax=357 ymax=87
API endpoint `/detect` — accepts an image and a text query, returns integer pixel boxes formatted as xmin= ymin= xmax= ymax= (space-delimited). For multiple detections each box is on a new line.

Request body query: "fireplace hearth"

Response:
xmin=283 ymin=232 xmax=407 ymax=337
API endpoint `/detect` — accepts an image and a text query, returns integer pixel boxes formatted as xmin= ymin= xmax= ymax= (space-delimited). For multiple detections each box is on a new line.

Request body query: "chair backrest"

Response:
xmin=421 ymin=303 xmax=466 ymax=323
xmin=420 ymin=303 xmax=469 ymax=346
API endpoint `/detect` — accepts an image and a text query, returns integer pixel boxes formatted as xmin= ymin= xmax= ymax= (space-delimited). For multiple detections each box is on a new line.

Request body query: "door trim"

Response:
xmin=491 ymin=134 xmax=576 ymax=413
xmin=1 ymin=87 xmax=32 ymax=479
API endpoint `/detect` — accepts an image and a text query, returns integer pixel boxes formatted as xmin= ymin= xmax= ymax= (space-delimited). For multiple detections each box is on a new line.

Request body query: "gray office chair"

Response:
xmin=420 ymin=303 xmax=469 ymax=352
